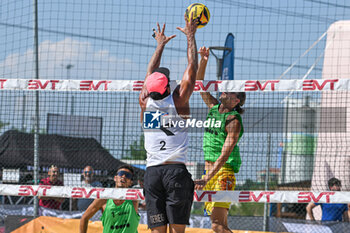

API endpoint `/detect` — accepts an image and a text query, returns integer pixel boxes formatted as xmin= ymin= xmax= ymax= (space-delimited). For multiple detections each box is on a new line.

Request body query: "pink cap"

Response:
xmin=146 ymin=72 xmax=169 ymax=95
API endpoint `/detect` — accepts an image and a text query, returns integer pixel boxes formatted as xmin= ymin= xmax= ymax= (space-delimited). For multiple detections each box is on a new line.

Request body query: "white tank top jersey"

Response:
xmin=144 ymin=94 xmax=188 ymax=167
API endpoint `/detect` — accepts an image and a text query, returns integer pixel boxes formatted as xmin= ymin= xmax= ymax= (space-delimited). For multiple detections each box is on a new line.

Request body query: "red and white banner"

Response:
xmin=0 ymin=79 xmax=345 ymax=92
xmin=1 ymin=184 xmax=350 ymax=203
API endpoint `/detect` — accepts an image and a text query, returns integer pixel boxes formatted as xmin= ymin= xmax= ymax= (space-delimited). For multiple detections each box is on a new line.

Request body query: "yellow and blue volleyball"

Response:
xmin=185 ymin=3 xmax=210 ymax=28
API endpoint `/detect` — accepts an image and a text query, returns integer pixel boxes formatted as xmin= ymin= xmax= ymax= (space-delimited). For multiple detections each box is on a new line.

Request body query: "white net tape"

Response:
xmin=1 ymin=184 xmax=350 ymax=203
xmin=0 ymin=79 xmax=343 ymax=92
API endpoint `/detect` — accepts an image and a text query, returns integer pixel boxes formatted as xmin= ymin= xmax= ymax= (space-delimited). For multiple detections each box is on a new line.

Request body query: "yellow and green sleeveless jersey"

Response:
xmin=203 ymin=104 xmax=243 ymax=173
xmin=100 ymin=199 xmax=140 ymax=233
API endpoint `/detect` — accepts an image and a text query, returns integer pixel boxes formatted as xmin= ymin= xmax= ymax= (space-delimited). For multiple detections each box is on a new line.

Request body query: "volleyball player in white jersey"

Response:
xmin=139 ymin=14 xmax=198 ymax=233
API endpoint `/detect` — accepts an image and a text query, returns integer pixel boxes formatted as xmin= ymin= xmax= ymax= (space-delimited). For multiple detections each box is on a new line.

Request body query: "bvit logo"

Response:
xmin=143 ymin=110 xmax=167 ymax=129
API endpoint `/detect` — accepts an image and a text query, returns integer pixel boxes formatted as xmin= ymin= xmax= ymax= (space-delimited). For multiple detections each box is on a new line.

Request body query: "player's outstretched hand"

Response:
xmin=176 ymin=12 xmax=198 ymax=37
xmin=152 ymin=23 xmax=176 ymax=46
xmin=198 ymin=46 xmax=209 ymax=60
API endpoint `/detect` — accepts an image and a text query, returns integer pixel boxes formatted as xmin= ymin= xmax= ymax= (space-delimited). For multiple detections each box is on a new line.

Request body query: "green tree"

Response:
xmin=127 ymin=134 xmax=147 ymax=160
xmin=191 ymin=202 xmax=265 ymax=217
xmin=0 ymin=121 xmax=10 ymax=129
xmin=240 ymin=179 xmax=262 ymax=190
xmin=229 ymin=203 xmax=265 ymax=216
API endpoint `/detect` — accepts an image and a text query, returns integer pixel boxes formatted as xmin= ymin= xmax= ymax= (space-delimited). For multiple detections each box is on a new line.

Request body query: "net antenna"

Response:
xmin=209 ymin=46 xmax=232 ymax=80
xmin=209 ymin=46 xmax=232 ymax=98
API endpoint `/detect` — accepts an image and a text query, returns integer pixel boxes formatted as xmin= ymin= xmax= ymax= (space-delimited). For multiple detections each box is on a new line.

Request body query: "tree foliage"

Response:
xmin=127 ymin=134 xmax=147 ymax=160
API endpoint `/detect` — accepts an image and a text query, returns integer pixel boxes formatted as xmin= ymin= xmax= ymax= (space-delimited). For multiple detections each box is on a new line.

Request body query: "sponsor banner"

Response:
xmin=1 ymin=184 xmax=350 ymax=203
xmin=0 ymin=79 xmax=345 ymax=92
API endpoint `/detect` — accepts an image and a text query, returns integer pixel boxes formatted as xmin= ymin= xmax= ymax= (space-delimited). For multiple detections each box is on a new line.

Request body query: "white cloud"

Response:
xmin=0 ymin=37 xmax=138 ymax=80
xmin=0 ymin=37 xmax=216 ymax=81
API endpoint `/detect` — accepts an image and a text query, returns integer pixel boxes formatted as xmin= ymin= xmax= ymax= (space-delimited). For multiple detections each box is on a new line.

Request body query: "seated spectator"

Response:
xmin=38 ymin=165 xmax=64 ymax=210
xmin=307 ymin=177 xmax=349 ymax=222
xmin=76 ymin=166 xmax=102 ymax=211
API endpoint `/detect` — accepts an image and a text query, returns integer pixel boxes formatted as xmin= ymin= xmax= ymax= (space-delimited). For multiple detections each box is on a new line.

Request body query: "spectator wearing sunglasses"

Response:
xmin=75 ymin=166 xmax=103 ymax=211
xmin=80 ymin=165 xmax=139 ymax=233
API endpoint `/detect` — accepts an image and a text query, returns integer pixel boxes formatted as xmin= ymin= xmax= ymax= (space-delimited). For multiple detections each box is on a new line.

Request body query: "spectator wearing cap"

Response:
xmin=307 ymin=177 xmax=349 ymax=222
xmin=38 ymin=165 xmax=64 ymax=210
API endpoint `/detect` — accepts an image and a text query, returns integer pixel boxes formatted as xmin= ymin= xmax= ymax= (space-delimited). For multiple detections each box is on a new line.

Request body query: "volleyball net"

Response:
xmin=0 ymin=79 xmax=349 ymax=200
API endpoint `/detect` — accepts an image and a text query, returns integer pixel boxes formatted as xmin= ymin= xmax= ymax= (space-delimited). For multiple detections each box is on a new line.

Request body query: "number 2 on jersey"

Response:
xmin=160 ymin=141 xmax=166 ymax=150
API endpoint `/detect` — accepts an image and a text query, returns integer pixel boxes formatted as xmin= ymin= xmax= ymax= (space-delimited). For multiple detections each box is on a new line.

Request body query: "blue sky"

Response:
xmin=2 ymin=0 xmax=348 ymax=81
xmin=1 ymin=0 xmax=350 ymax=181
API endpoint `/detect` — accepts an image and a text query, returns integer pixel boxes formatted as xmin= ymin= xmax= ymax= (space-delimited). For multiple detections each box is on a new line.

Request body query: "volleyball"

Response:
xmin=185 ymin=3 xmax=210 ymax=28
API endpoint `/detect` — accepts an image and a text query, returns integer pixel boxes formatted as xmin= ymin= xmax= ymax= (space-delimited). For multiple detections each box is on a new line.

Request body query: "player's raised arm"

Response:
xmin=174 ymin=13 xmax=198 ymax=103
xmin=139 ymin=23 xmax=176 ymax=120
xmin=146 ymin=23 xmax=176 ymax=78
xmin=196 ymin=46 xmax=219 ymax=108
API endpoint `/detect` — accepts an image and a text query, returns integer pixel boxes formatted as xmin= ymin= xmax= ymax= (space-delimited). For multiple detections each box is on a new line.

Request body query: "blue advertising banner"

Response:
xmin=222 ymin=33 xmax=235 ymax=80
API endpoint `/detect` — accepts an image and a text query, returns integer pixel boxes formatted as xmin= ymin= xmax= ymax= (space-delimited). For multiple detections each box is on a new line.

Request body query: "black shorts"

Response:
xmin=143 ymin=163 xmax=194 ymax=228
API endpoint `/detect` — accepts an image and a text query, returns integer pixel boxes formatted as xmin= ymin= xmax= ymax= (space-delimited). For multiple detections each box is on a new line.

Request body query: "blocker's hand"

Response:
xmin=152 ymin=23 xmax=176 ymax=46
xmin=176 ymin=12 xmax=198 ymax=37
xmin=198 ymin=46 xmax=209 ymax=60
